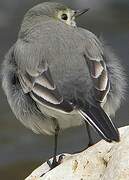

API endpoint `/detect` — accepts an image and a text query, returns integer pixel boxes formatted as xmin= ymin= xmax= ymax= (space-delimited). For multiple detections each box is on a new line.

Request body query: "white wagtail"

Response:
xmin=2 ymin=2 xmax=126 ymax=168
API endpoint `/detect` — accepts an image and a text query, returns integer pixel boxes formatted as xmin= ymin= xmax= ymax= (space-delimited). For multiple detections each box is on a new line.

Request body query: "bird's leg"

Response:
xmin=85 ymin=122 xmax=94 ymax=147
xmin=47 ymin=126 xmax=65 ymax=169
xmin=40 ymin=127 xmax=64 ymax=177
xmin=51 ymin=126 xmax=59 ymax=168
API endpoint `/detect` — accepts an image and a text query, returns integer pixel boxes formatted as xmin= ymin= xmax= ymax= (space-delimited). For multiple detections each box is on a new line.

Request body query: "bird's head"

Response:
xmin=22 ymin=2 xmax=89 ymax=27
xmin=52 ymin=2 xmax=89 ymax=27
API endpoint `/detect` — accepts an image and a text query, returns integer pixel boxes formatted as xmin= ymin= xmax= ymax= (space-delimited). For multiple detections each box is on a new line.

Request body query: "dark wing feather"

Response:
xmin=83 ymin=33 xmax=110 ymax=104
xmin=18 ymin=64 xmax=73 ymax=113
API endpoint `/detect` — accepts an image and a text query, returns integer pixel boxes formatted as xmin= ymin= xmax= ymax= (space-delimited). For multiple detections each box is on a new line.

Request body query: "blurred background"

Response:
xmin=0 ymin=0 xmax=129 ymax=179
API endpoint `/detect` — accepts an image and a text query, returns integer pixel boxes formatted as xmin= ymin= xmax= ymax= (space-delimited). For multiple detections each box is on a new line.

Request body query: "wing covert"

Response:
xmin=18 ymin=63 xmax=73 ymax=112
xmin=79 ymin=28 xmax=110 ymax=104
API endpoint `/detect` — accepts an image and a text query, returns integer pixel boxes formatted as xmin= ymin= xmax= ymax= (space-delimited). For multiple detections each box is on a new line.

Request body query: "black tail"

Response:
xmin=78 ymin=104 xmax=120 ymax=142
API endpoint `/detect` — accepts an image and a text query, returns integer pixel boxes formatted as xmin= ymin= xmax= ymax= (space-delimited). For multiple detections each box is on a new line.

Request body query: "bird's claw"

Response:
xmin=40 ymin=154 xmax=65 ymax=177
xmin=87 ymin=141 xmax=94 ymax=148
xmin=47 ymin=154 xmax=65 ymax=169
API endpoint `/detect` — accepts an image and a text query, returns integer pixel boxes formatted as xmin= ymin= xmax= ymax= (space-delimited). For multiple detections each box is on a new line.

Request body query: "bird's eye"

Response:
xmin=61 ymin=14 xmax=68 ymax=20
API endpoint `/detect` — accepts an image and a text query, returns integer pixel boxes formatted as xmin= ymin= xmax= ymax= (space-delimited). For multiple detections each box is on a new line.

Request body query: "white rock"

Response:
xmin=25 ymin=126 xmax=129 ymax=180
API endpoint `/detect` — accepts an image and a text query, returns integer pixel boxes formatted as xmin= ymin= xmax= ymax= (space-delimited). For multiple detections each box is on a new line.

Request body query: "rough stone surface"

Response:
xmin=25 ymin=126 xmax=129 ymax=180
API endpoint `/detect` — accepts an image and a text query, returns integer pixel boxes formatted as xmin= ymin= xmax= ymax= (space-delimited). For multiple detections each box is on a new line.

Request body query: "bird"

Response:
xmin=1 ymin=2 xmax=126 ymax=169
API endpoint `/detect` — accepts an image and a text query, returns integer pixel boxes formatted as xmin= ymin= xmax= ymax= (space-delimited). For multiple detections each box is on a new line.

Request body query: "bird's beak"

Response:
xmin=74 ymin=8 xmax=89 ymax=18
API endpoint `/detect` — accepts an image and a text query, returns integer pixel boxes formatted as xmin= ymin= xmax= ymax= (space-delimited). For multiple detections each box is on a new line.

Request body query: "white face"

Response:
xmin=57 ymin=9 xmax=76 ymax=27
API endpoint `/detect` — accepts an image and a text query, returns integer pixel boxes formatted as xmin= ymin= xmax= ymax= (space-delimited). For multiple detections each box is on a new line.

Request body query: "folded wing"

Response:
xmin=78 ymin=28 xmax=119 ymax=142
xmin=18 ymin=63 xmax=73 ymax=113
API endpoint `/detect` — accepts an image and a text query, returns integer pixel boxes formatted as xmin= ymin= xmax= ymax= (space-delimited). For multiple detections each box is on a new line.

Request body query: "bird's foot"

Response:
xmin=47 ymin=154 xmax=65 ymax=169
xmin=87 ymin=140 xmax=94 ymax=148
xmin=40 ymin=154 xmax=65 ymax=177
